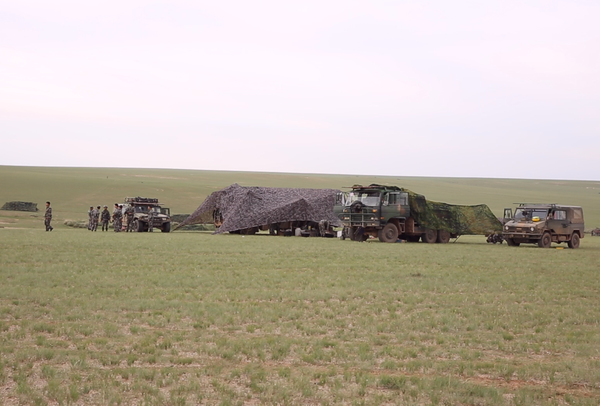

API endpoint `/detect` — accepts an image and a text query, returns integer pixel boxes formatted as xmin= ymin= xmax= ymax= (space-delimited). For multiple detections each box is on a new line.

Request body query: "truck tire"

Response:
xmin=421 ymin=229 xmax=437 ymax=244
xmin=161 ymin=222 xmax=171 ymax=233
xmin=568 ymin=232 xmax=580 ymax=249
xmin=378 ymin=223 xmax=399 ymax=243
xmin=437 ymin=230 xmax=450 ymax=244
xmin=506 ymin=238 xmax=520 ymax=247
xmin=538 ymin=232 xmax=552 ymax=248
xmin=135 ymin=219 xmax=145 ymax=232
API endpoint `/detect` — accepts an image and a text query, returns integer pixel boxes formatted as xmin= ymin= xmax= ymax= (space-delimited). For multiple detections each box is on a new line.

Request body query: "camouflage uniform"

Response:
xmin=101 ymin=207 xmax=111 ymax=231
xmin=318 ymin=220 xmax=330 ymax=237
xmin=125 ymin=204 xmax=135 ymax=232
xmin=88 ymin=207 xmax=94 ymax=230
xmin=91 ymin=206 xmax=100 ymax=231
xmin=44 ymin=202 xmax=53 ymax=231
xmin=147 ymin=206 xmax=155 ymax=232
xmin=112 ymin=205 xmax=123 ymax=232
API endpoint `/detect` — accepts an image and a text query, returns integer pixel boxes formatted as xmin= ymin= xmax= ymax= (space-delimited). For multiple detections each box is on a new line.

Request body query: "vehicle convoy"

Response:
xmin=123 ymin=197 xmax=171 ymax=232
xmin=501 ymin=204 xmax=584 ymax=248
xmin=334 ymin=184 xmax=502 ymax=243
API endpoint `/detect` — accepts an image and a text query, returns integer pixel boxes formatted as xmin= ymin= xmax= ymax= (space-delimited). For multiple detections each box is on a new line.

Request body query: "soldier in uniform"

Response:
xmin=101 ymin=205 xmax=111 ymax=231
xmin=112 ymin=203 xmax=123 ymax=232
xmin=125 ymin=203 xmax=135 ymax=232
xmin=88 ymin=206 xmax=94 ymax=230
xmin=44 ymin=201 xmax=53 ymax=231
xmin=147 ymin=205 xmax=155 ymax=232
xmin=318 ymin=219 xmax=330 ymax=237
xmin=91 ymin=206 xmax=100 ymax=231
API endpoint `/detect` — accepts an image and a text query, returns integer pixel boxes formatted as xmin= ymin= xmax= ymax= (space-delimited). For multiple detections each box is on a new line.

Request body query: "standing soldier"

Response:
xmin=88 ymin=206 xmax=94 ymax=230
xmin=44 ymin=201 xmax=53 ymax=231
xmin=101 ymin=205 xmax=110 ymax=231
xmin=125 ymin=203 xmax=136 ymax=232
xmin=91 ymin=206 xmax=100 ymax=231
xmin=147 ymin=205 xmax=155 ymax=232
xmin=112 ymin=203 xmax=123 ymax=232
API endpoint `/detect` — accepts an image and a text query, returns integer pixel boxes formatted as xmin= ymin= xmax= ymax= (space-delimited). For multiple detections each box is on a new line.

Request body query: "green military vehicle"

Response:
xmin=123 ymin=197 xmax=172 ymax=232
xmin=502 ymin=204 xmax=584 ymax=248
xmin=334 ymin=184 xmax=502 ymax=243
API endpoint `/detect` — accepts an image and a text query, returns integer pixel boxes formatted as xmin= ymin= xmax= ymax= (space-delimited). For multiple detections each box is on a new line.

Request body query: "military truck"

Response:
xmin=502 ymin=204 xmax=584 ymax=248
xmin=334 ymin=184 xmax=502 ymax=243
xmin=123 ymin=197 xmax=171 ymax=232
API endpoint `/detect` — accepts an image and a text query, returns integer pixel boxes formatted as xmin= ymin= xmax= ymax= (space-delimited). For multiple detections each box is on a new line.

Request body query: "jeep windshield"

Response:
xmin=347 ymin=191 xmax=381 ymax=207
xmin=514 ymin=208 xmax=550 ymax=220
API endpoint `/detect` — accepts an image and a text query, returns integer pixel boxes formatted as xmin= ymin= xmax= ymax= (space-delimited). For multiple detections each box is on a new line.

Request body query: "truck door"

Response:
xmin=547 ymin=209 xmax=568 ymax=236
xmin=381 ymin=192 xmax=408 ymax=224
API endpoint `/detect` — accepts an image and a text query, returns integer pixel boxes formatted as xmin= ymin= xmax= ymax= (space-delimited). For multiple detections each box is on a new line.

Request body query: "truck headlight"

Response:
xmin=505 ymin=226 xmax=508 ymax=231
xmin=530 ymin=227 xmax=534 ymax=231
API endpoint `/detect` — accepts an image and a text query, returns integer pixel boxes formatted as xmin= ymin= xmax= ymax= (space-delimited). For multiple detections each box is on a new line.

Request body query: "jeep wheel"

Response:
xmin=378 ymin=223 xmax=399 ymax=243
xmin=421 ymin=229 xmax=437 ymax=244
xmin=161 ymin=222 xmax=171 ymax=233
xmin=437 ymin=230 xmax=450 ymax=244
xmin=538 ymin=232 xmax=552 ymax=248
xmin=568 ymin=233 xmax=580 ymax=249
xmin=506 ymin=238 xmax=520 ymax=247
xmin=134 ymin=219 xmax=145 ymax=232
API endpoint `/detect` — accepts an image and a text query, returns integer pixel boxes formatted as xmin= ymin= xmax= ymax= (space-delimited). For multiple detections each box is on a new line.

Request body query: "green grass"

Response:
xmin=1 ymin=228 xmax=600 ymax=404
xmin=1 ymin=166 xmax=599 ymax=404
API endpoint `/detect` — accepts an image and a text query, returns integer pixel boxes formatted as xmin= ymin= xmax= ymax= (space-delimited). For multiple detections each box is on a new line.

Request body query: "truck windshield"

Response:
xmin=347 ymin=191 xmax=381 ymax=206
xmin=514 ymin=208 xmax=549 ymax=220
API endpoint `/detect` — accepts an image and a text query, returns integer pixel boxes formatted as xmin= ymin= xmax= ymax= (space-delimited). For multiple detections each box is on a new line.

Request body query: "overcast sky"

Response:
xmin=1 ymin=1 xmax=599 ymax=180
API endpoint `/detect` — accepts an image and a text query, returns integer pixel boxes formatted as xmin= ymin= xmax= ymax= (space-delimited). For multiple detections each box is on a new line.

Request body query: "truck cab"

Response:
xmin=502 ymin=204 xmax=584 ymax=248
xmin=335 ymin=185 xmax=418 ymax=243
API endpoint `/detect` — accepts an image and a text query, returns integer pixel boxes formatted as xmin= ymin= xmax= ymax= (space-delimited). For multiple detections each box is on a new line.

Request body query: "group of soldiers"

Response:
xmin=87 ymin=203 xmax=155 ymax=232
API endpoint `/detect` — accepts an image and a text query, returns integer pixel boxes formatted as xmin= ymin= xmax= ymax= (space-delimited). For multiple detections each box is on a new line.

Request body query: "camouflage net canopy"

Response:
xmin=175 ymin=184 xmax=342 ymax=233
xmin=1 ymin=201 xmax=38 ymax=212
xmin=407 ymin=190 xmax=502 ymax=235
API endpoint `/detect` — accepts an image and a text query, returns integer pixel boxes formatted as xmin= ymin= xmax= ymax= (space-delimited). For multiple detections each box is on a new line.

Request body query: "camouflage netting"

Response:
xmin=175 ymin=184 xmax=342 ymax=233
xmin=1 ymin=201 xmax=38 ymax=212
xmin=407 ymin=191 xmax=502 ymax=235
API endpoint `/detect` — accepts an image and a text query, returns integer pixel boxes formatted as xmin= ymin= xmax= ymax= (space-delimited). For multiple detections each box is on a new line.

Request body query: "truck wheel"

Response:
xmin=538 ymin=232 xmax=552 ymax=248
xmin=161 ymin=222 xmax=171 ymax=233
xmin=568 ymin=233 xmax=580 ymax=249
xmin=135 ymin=219 xmax=145 ymax=232
xmin=437 ymin=230 xmax=450 ymax=244
xmin=506 ymin=238 xmax=520 ymax=247
xmin=378 ymin=223 xmax=399 ymax=243
xmin=421 ymin=229 xmax=437 ymax=244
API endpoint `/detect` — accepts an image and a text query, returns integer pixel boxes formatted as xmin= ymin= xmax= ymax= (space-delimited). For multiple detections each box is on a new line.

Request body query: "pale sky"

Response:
xmin=1 ymin=1 xmax=599 ymax=180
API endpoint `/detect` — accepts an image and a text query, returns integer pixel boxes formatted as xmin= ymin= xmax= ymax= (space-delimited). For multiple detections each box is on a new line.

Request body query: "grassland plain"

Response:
xmin=0 ymin=166 xmax=600 ymax=405
xmin=1 ymin=165 xmax=599 ymax=229
xmin=0 ymin=228 xmax=600 ymax=405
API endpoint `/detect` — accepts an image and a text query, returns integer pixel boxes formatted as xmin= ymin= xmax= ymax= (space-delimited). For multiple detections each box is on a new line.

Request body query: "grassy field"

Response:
xmin=1 ymin=165 xmax=599 ymax=229
xmin=1 ymin=166 xmax=600 ymax=405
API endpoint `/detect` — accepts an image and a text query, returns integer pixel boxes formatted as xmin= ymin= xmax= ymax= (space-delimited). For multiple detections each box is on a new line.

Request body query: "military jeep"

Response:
xmin=123 ymin=197 xmax=171 ymax=232
xmin=502 ymin=204 xmax=584 ymax=248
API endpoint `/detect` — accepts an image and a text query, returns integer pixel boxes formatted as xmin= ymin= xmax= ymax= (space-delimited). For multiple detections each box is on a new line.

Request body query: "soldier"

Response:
xmin=91 ymin=206 xmax=100 ymax=231
xmin=101 ymin=205 xmax=111 ymax=231
xmin=125 ymin=203 xmax=135 ymax=232
xmin=44 ymin=201 xmax=53 ymax=231
xmin=318 ymin=219 xmax=330 ymax=237
xmin=147 ymin=205 xmax=155 ymax=232
xmin=88 ymin=206 xmax=94 ymax=230
xmin=112 ymin=203 xmax=123 ymax=232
